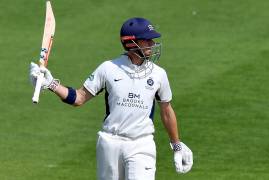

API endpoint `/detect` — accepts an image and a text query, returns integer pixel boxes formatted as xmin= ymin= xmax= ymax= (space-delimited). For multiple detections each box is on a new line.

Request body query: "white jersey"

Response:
xmin=84 ymin=55 xmax=172 ymax=138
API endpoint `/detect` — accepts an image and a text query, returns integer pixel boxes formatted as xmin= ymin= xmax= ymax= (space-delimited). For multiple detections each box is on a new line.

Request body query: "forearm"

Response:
xmin=50 ymin=80 xmax=88 ymax=106
xmin=54 ymin=84 xmax=68 ymax=100
xmin=163 ymin=113 xmax=180 ymax=143
xmin=52 ymin=82 xmax=91 ymax=106
xmin=53 ymin=84 xmax=78 ymax=105
xmin=160 ymin=103 xmax=180 ymax=143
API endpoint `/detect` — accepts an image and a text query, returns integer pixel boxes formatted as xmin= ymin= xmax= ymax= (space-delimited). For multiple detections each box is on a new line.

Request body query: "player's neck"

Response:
xmin=127 ymin=52 xmax=143 ymax=66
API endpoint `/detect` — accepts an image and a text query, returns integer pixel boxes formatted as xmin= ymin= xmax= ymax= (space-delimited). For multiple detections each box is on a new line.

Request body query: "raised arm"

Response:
xmin=29 ymin=62 xmax=93 ymax=106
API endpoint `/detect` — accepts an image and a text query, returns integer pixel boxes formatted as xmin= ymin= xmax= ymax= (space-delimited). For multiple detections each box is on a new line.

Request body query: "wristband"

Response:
xmin=170 ymin=142 xmax=182 ymax=152
xmin=62 ymin=87 xmax=77 ymax=105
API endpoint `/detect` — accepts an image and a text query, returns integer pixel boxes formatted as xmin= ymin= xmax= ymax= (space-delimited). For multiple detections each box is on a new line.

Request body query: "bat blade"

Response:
xmin=40 ymin=0 xmax=56 ymax=67
xmin=32 ymin=1 xmax=56 ymax=103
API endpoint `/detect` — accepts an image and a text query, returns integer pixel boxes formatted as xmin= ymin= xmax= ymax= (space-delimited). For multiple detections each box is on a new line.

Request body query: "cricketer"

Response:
xmin=29 ymin=17 xmax=193 ymax=180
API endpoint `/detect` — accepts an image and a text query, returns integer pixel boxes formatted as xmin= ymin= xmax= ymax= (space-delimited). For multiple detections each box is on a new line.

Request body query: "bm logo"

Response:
xmin=128 ymin=93 xmax=140 ymax=99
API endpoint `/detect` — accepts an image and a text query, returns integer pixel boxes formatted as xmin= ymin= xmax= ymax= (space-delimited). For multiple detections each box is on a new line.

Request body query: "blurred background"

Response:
xmin=0 ymin=0 xmax=268 ymax=179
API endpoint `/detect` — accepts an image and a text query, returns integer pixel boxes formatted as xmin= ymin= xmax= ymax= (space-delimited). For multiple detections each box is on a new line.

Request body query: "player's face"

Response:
xmin=136 ymin=39 xmax=155 ymax=56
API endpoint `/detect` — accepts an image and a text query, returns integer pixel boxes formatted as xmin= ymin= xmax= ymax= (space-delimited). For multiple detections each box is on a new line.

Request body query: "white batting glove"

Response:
xmin=29 ymin=62 xmax=55 ymax=90
xmin=172 ymin=142 xmax=193 ymax=173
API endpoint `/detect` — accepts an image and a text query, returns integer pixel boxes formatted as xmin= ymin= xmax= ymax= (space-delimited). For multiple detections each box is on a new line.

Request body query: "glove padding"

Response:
xmin=29 ymin=62 xmax=53 ymax=90
xmin=174 ymin=142 xmax=193 ymax=173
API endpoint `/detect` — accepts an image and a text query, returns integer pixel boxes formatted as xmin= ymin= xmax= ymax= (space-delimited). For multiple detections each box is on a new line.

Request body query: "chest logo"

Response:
xmin=147 ymin=78 xmax=154 ymax=86
xmin=145 ymin=77 xmax=154 ymax=90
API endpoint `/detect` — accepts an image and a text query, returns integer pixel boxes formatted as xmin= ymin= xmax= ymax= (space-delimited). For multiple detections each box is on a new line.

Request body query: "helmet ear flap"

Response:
xmin=121 ymin=36 xmax=137 ymax=50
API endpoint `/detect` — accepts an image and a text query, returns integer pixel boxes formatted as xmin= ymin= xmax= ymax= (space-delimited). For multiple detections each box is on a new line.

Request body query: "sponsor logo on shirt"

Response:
xmin=116 ymin=92 xmax=148 ymax=109
xmin=128 ymin=93 xmax=140 ymax=99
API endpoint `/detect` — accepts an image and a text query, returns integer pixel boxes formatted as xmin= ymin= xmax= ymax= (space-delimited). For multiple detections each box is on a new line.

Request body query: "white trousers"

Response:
xmin=96 ymin=131 xmax=156 ymax=180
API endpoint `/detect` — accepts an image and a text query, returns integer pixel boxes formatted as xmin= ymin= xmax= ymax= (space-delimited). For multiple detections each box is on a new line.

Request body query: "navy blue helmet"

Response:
xmin=120 ymin=17 xmax=161 ymax=50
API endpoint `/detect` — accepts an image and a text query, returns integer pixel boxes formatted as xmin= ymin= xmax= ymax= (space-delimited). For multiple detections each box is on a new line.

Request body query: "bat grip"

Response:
xmin=32 ymin=72 xmax=44 ymax=103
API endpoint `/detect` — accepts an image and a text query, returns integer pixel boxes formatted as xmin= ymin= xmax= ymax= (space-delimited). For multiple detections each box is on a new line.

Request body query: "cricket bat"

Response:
xmin=32 ymin=1 xmax=56 ymax=103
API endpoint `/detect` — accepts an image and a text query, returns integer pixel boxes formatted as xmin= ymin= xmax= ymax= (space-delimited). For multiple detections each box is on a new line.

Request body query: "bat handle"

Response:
xmin=32 ymin=72 xmax=44 ymax=104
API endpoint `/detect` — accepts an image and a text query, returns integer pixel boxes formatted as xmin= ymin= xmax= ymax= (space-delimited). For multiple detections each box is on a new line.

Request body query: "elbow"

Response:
xmin=62 ymin=99 xmax=83 ymax=107
xmin=73 ymin=100 xmax=84 ymax=107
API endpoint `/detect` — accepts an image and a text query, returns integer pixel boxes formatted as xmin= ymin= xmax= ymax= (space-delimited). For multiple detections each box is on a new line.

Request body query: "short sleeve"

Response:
xmin=83 ymin=62 xmax=107 ymax=96
xmin=155 ymin=70 xmax=172 ymax=102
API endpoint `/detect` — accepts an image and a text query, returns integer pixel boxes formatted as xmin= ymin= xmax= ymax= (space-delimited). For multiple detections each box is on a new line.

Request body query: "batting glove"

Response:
xmin=29 ymin=62 xmax=59 ymax=91
xmin=171 ymin=142 xmax=193 ymax=174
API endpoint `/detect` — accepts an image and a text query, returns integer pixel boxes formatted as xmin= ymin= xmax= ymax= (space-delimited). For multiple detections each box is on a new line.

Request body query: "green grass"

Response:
xmin=1 ymin=0 xmax=269 ymax=179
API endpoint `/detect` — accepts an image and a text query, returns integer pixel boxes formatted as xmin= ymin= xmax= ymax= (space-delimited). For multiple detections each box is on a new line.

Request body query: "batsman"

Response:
xmin=30 ymin=17 xmax=193 ymax=180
